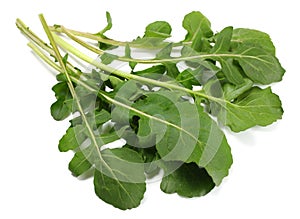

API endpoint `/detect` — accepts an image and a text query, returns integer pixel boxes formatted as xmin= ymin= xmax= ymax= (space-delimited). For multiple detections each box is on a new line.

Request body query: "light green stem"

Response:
xmin=52 ymin=34 xmax=218 ymax=102
xmin=39 ymin=14 xmax=108 ymax=168
xmin=50 ymin=25 xmax=188 ymax=49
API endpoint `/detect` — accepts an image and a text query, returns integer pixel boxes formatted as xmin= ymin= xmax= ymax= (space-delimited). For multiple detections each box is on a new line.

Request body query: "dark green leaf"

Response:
xmin=133 ymin=65 xmax=166 ymax=75
xmin=207 ymin=45 xmax=285 ymax=85
xmin=112 ymin=85 xmax=232 ymax=185
xmin=210 ymin=27 xmax=244 ymax=84
xmin=233 ymin=46 xmax=285 ymax=84
xmin=100 ymin=11 xmax=112 ymax=35
xmin=60 ymin=110 xmax=111 ymax=152
xmin=211 ymin=26 xmax=233 ymax=53
xmin=219 ymin=58 xmax=244 ymax=85
xmin=50 ymin=99 xmax=72 ymax=121
xmin=144 ymin=21 xmax=172 ymax=39
xmin=124 ymin=44 xmax=137 ymax=70
xmin=98 ymin=40 xmax=118 ymax=51
xmin=223 ymin=78 xmax=253 ymax=101
xmin=231 ymin=28 xmax=276 ymax=55
xmin=155 ymin=44 xmax=180 ymax=78
xmin=94 ymin=148 xmax=146 ymax=210
xmin=160 ymin=161 xmax=215 ymax=197
xmin=58 ymin=125 xmax=86 ymax=152
xmin=51 ymin=82 xmax=73 ymax=120
xmin=217 ymin=87 xmax=283 ymax=132
xmin=69 ymin=151 xmax=92 ymax=177
xmin=182 ymin=11 xmax=213 ymax=42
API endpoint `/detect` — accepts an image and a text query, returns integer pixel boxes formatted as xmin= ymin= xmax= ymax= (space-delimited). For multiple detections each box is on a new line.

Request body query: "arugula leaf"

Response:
xmin=99 ymin=11 xmax=112 ymax=35
xmin=131 ymin=21 xmax=171 ymax=48
xmin=69 ymin=151 xmax=92 ymax=177
xmin=124 ymin=44 xmax=137 ymax=70
xmin=50 ymin=82 xmax=73 ymax=120
xmin=112 ymin=84 xmax=232 ymax=185
xmin=217 ymin=87 xmax=283 ymax=132
xmin=231 ymin=28 xmax=276 ymax=55
xmin=144 ymin=21 xmax=172 ymax=39
xmin=182 ymin=11 xmax=213 ymax=42
xmin=100 ymin=52 xmax=118 ymax=65
xmin=155 ymin=44 xmax=180 ymax=78
xmin=233 ymin=46 xmax=285 ymax=84
xmin=94 ymin=147 xmax=146 ymax=210
xmin=160 ymin=161 xmax=215 ymax=197
xmin=96 ymin=12 xmax=118 ymax=50
xmin=210 ymin=26 xmax=245 ymax=85
xmin=133 ymin=65 xmax=166 ymax=75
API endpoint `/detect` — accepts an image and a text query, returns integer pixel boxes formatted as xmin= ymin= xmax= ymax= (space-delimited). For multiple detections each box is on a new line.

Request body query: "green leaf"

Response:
xmin=130 ymin=21 xmax=171 ymax=48
xmin=156 ymin=43 xmax=173 ymax=59
xmin=60 ymin=110 xmax=111 ymax=152
xmin=210 ymin=27 xmax=244 ymax=85
xmin=133 ymin=65 xmax=166 ymax=75
xmin=97 ymin=11 xmax=112 ymax=36
xmin=131 ymin=36 xmax=169 ymax=48
xmin=69 ymin=151 xmax=92 ymax=177
xmin=182 ymin=11 xmax=213 ymax=42
xmin=186 ymin=104 xmax=232 ymax=185
xmin=144 ymin=21 xmax=172 ymax=39
xmin=58 ymin=125 xmax=86 ymax=152
xmin=223 ymin=78 xmax=253 ymax=101
xmin=112 ymin=85 xmax=232 ymax=185
xmin=211 ymin=26 xmax=233 ymax=53
xmin=98 ymin=39 xmax=118 ymax=51
xmin=100 ymin=52 xmax=118 ymax=65
xmin=217 ymin=87 xmax=283 ymax=132
xmin=207 ymin=45 xmax=285 ymax=85
xmin=96 ymin=12 xmax=118 ymax=51
xmin=50 ymin=99 xmax=72 ymax=121
xmin=160 ymin=161 xmax=215 ymax=197
xmin=155 ymin=44 xmax=180 ymax=78
xmin=175 ymin=68 xmax=201 ymax=89
xmin=50 ymin=82 xmax=73 ymax=120
xmin=233 ymin=46 xmax=285 ymax=84
xmin=94 ymin=147 xmax=146 ymax=210
xmin=231 ymin=28 xmax=276 ymax=55
xmin=124 ymin=44 xmax=137 ymax=70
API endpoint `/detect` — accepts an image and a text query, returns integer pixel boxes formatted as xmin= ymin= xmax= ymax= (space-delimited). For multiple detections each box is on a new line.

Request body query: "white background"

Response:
xmin=1 ymin=0 xmax=299 ymax=218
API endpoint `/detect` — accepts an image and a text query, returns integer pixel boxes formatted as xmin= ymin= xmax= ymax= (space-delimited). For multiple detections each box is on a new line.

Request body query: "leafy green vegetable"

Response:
xmin=17 ymin=10 xmax=285 ymax=210
xmin=231 ymin=28 xmax=276 ymax=55
xmin=144 ymin=21 xmax=172 ymax=39
xmin=216 ymin=87 xmax=283 ymax=132
xmin=160 ymin=161 xmax=215 ymax=197
xmin=94 ymin=148 xmax=146 ymax=210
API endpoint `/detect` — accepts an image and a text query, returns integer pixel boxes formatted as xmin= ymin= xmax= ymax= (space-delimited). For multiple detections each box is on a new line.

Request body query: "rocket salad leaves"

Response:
xmin=16 ymin=11 xmax=285 ymax=210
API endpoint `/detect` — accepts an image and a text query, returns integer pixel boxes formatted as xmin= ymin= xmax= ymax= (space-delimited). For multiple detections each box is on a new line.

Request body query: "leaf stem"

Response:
xmin=52 ymin=34 xmax=220 ymax=102
xmin=52 ymin=26 xmax=259 ymax=66
xmin=27 ymin=42 xmax=61 ymax=72
xmin=50 ymin=25 xmax=187 ymax=49
xmin=39 ymin=14 xmax=108 ymax=169
xmin=18 ymin=18 xmax=222 ymax=103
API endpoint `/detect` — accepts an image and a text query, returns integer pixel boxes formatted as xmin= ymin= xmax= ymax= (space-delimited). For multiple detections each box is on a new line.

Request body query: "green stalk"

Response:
xmin=50 ymin=25 xmax=188 ymax=49
xmin=56 ymin=26 xmax=211 ymax=64
xmin=17 ymin=18 xmax=221 ymax=103
xmin=39 ymin=14 xmax=109 ymax=169
xmin=52 ymin=34 xmax=219 ymax=102
xmin=27 ymin=42 xmax=61 ymax=72
xmin=16 ymin=19 xmax=83 ymax=77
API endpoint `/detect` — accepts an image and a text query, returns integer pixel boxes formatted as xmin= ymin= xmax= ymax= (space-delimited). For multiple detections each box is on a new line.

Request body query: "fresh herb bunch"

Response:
xmin=16 ymin=11 xmax=285 ymax=210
